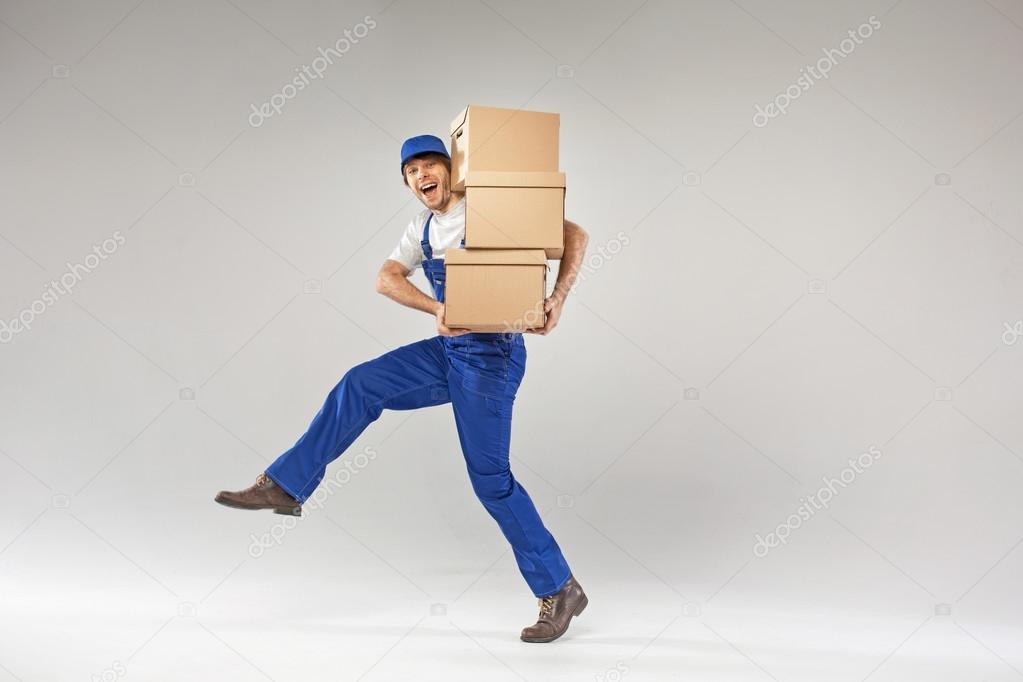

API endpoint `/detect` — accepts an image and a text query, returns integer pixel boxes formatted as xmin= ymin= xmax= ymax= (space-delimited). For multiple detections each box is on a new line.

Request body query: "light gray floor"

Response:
xmin=2 ymin=0 xmax=1023 ymax=680
xmin=2 ymin=509 xmax=1021 ymax=682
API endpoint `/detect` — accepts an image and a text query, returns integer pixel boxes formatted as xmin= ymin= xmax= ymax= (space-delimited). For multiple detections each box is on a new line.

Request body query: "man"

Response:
xmin=215 ymin=133 xmax=590 ymax=643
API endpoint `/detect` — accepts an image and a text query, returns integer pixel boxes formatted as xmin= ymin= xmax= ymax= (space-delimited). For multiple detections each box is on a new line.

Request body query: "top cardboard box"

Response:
xmin=450 ymin=105 xmax=560 ymax=191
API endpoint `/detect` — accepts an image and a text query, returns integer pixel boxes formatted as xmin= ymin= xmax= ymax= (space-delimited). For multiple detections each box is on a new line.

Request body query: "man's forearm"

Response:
xmin=377 ymin=270 xmax=440 ymax=315
xmin=552 ymin=221 xmax=589 ymax=302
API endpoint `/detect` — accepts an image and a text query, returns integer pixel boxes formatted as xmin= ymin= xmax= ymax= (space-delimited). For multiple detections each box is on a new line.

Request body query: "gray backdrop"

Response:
xmin=1 ymin=0 xmax=1022 ymax=680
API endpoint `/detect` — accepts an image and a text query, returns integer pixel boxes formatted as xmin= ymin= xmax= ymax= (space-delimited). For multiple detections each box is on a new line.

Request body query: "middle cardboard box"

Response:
xmin=462 ymin=171 xmax=566 ymax=260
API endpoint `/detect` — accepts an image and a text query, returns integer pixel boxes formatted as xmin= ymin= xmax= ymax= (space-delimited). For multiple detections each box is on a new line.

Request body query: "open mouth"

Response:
xmin=420 ymin=182 xmax=438 ymax=199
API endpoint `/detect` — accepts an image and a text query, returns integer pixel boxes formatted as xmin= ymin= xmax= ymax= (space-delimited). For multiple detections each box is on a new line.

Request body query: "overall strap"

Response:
xmin=420 ymin=213 xmax=433 ymax=260
xmin=420 ymin=212 xmax=467 ymax=260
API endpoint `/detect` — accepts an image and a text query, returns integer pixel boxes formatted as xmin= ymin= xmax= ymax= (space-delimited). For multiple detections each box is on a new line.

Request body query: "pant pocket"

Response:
xmin=457 ymin=338 xmax=510 ymax=399
xmin=483 ymin=395 xmax=506 ymax=417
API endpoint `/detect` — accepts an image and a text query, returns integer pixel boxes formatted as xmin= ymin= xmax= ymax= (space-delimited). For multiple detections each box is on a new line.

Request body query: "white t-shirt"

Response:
xmin=387 ymin=198 xmax=466 ymax=272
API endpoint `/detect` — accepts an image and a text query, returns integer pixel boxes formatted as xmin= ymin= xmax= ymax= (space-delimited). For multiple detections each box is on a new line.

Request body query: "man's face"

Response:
xmin=404 ymin=154 xmax=452 ymax=211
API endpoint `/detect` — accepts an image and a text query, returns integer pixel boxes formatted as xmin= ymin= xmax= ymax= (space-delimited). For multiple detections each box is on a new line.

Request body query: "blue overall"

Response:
xmin=265 ymin=214 xmax=572 ymax=598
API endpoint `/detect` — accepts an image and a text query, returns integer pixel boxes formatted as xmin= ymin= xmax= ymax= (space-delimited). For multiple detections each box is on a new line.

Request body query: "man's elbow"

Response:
xmin=567 ymin=220 xmax=589 ymax=247
xmin=375 ymin=270 xmax=392 ymax=296
xmin=377 ymin=262 xmax=410 ymax=296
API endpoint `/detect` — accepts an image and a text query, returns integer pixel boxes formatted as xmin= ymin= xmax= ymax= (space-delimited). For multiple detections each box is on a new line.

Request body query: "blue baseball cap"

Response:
xmin=400 ymin=134 xmax=450 ymax=174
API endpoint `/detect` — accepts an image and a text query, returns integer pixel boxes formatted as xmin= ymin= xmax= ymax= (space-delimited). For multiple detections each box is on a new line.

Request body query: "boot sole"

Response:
xmin=214 ymin=494 xmax=302 ymax=516
xmin=520 ymin=594 xmax=588 ymax=643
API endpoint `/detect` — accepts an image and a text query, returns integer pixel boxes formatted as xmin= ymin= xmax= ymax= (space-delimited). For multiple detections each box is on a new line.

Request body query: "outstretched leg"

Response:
xmin=265 ymin=336 xmax=450 ymax=502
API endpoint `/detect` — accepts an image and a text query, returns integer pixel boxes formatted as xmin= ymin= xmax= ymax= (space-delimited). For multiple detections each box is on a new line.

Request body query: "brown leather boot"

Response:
xmin=520 ymin=574 xmax=588 ymax=643
xmin=215 ymin=473 xmax=302 ymax=516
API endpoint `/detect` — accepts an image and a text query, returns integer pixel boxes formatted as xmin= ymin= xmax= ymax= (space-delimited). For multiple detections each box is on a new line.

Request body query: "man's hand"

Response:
xmin=435 ymin=304 xmax=469 ymax=337
xmin=526 ymin=220 xmax=587 ymax=337
xmin=526 ymin=294 xmax=564 ymax=335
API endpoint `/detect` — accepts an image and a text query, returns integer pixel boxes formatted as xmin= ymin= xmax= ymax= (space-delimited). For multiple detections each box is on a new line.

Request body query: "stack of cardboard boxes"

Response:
xmin=443 ymin=105 xmax=565 ymax=332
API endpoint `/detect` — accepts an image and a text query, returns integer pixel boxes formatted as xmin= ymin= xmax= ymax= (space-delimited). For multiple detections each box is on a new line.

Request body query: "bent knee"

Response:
xmin=329 ymin=361 xmax=383 ymax=409
xmin=469 ymin=468 xmax=514 ymax=500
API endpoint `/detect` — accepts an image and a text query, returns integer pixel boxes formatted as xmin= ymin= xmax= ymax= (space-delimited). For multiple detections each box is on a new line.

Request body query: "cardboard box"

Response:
xmin=444 ymin=249 xmax=547 ymax=332
xmin=464 ymin=171 xmax=565 ymax=259
xmin=450 ymin=105 xmax=560 ymax=191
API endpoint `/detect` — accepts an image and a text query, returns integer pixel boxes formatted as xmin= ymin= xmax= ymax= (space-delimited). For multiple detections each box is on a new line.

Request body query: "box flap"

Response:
xmin=449 ymin=105 xmax=470 ymax=136
xmin=445 ymin=248 xmax=548 ymax=266
xmin=450 ymin=105 xmax=560 ymax=136
xmin=464 ymin=171 xmax=566 ymax=188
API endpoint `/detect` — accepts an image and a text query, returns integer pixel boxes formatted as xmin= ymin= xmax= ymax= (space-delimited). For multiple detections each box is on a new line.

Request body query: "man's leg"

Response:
xmin=447 ymin=337 xmax=572 ymax=598
xmin=265 ymin=336 xmax=450 ymax=503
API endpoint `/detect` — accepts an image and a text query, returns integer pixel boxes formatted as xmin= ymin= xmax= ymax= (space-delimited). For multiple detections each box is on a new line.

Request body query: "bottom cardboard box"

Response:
xmin=443 ymin=248 xmax=547 ymax=332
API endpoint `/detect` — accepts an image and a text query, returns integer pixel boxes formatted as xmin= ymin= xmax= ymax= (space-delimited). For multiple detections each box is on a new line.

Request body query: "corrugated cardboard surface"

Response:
xmin=465 ymin=184 xmax=565 ymax=259
xmin=444 ymin=248 xmax=547 ymax=331
xmin=463 ymin=171 xmax=566 ymax=188
xmin=445 ymin=248 xmax=548 ymax=266
xmin=450 ymin=105 xmax=559 ymax=191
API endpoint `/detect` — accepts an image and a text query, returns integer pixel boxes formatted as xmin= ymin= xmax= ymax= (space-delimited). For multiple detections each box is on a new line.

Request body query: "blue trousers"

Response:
xmin=265 ymin=333 xmax=572 ymax=598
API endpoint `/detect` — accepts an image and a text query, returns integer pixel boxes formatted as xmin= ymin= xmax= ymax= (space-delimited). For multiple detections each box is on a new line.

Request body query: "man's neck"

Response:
xmin=432 ymin=192 xmax=465 ymax=216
